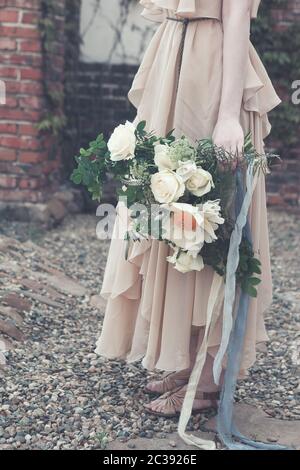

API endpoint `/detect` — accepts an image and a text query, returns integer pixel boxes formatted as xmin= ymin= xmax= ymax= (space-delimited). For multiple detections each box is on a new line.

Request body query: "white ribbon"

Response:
xmin=213 ymin=165 xmax=258 ymax=385
xmin=178 ymin=271 xmax=225 ymax=450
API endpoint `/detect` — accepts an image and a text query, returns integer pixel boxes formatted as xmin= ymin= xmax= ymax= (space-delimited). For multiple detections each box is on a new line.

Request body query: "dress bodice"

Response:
xmin=140 ymin=0 xmax=261 ymax=22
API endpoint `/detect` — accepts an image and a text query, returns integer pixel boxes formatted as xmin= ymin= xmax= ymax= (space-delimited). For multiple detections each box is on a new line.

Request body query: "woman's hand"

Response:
xmin=212 ymin=118 xmax=244 ymax=170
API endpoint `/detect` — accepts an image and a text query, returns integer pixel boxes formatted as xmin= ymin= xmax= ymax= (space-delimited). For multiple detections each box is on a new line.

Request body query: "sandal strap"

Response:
xmin=147 ymin=386 xmax=220 ymax=416
xmin=162 ymin=373 xmax=188 ymax=393
xmin=152 ymin=385 xmax=186 ymax=415
xmin=161 ymin=387 xmax=220 ymax=401
xmin=146 ymin=372 xmax=189 ymax=395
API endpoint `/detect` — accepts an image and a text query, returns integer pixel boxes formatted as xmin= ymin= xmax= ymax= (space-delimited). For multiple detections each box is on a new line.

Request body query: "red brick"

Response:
xmin=0 ymin=26 xmax=40 ymax=40
xmin=0 ymin=123 xmax=17 ymax=134
xmin=18 ymin=151 xmax=45 ymax=163
xmin=21 ymin=12 xmax=39 ymax=24
xmin=0 ymin=175 xmax=17 ymax=189
xmin=19 ymin=96 xmax=42 ymax=109
xmin=22 ymin=138 xmax=41 ymax=151
xmin=0 ymin=10 xmax=19 ymax=23
xmin=0 ymin=148 xmax=17 ymax=161
xmin=0 ymin=136 xmax=41 ymax=151
xmin=2 ymin=96 xmax=17 ymax=108
xmin=5 ymin=80 xmax=43 ymax=95
xmin=0 ymin=0 xmax=40 ymax=9
xmin=19 ymin=123 xmax=39 ymax=136
xmin=19 ymin=39 xmax=41 ymax=53
xmin=0 ymin=108 xmax=41 ymax=122
xmin=0 ymin=136 xmax=22 ymax=149
xmin=0 ymin=161 xmax=20 ymax=173
xmin=18 ymin=177 xmax=41 ymax=189
xmin=0 ymin=66 xmax=18 ymax=78
xmin=0 ymin=38 xmax=17 ymax=51
xmin=20 ymin=67 xmax=43 ymax=81
xmin=0 ymin=53 xmax=42 ymax=67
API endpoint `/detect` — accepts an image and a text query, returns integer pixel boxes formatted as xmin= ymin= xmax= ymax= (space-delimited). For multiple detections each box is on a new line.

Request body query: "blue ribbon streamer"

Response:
xmin=216 ymin=168 xmax=290 ymax=450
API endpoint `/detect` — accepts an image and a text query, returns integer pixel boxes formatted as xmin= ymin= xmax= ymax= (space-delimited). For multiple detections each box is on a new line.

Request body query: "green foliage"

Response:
xmin=71 ymin=134 xmax=109 ymax=200
xmin=38 ymin=0 xmax=67 ymax=137
xmin=36 ymin=113 xmax=67 ymax=136
xmin=202 ymin=237 xmax=262 ymax=298
xmin=251 ymin=0 xmax=300 ymax=150
xmin=238 ymin=239 xmax=262 ymax=298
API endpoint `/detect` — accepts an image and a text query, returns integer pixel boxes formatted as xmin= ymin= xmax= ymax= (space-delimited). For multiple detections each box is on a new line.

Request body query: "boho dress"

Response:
xmin=95 ymin=0 xmax=281 ymax=378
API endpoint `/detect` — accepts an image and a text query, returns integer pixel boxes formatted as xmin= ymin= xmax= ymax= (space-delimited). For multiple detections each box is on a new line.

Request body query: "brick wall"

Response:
xmin=264 ymin=0 xmax=300 ymax=209
xmin=72 ymin=62 xmax=137 ymax=149
xmin=0 ymin=0 xmax=65 ymax=205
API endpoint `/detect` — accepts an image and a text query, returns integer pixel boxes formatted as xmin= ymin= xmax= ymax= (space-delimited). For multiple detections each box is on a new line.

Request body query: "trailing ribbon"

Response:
xmin=178 ymin=271 xmax=225 ymax=450
xmin=216 ymin=169 xmax=290 ymax=450
xmin=213 ymin=165 xmax=258 ymax=385
xmin=178 ymin=166 xmax=290 ymax=450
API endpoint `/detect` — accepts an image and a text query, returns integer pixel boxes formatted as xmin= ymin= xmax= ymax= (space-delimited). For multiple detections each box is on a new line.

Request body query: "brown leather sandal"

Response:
xmin=144 ymin=371 xmax=190 ymax=396
xmin=144 ymin=385 xmax=220 ymax=418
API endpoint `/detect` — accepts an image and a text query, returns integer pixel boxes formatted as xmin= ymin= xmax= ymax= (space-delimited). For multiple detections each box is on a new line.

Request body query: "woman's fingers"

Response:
xmin=212 ymin=119 xmax=245 ymax=172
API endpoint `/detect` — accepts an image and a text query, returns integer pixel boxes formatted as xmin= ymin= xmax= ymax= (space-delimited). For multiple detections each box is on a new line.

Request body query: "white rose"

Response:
xmin=186 ymin=168 xmax=214 ymax=197
xmin=167 ymin=248 xmax=204 ymax=274
xmin=154 ymin=144 xmax=177 ymax=171
xmin=108 ymin=120 xmax=136 ymax=161
xmin=151 ymin=170 xmax=185 ymax=204
xmin=161 ymin=202 xmax=205 ymax=252
xmin=176 ymin=160 xmax=197 ymax=182
xmin=201 ymin=200 xmax=225 ymax=243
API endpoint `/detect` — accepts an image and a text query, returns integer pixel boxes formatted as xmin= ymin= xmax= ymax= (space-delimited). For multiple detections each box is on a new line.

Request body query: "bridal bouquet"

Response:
xmin=71 ymin=120 xmax=276 ymax=298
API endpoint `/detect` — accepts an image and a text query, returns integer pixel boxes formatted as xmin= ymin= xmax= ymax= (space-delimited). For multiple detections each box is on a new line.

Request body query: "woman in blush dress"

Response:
xmin=95 ymin=0 xmax=281 ymax=417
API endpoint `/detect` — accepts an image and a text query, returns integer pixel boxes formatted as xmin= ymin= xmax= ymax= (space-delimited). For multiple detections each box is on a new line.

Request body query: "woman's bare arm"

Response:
xmin=212 ymin=0 xmax=252 ymax=161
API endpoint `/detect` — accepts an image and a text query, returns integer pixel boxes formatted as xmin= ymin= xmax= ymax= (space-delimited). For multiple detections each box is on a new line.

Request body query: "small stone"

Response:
xmin=127 ymin=442 xmax=136 ymax=449
xmin=115 ymin=406 xmax=125 ymax=415
xmin=74 ymin=407 xmax=84 ymax=415
xmin=20 ymin=418 xmax=30 ymax=426
xmin=32 ymin=408 xmax=44 ymax=418
xmin=15 ymin=433 xmax=26 ymax=443
xmin=7 ymin=426 xmax=16 ymax=437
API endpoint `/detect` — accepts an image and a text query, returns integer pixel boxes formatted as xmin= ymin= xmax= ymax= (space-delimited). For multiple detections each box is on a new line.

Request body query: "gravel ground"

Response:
xmin=0 ymin=210 xmax=299 ymax=450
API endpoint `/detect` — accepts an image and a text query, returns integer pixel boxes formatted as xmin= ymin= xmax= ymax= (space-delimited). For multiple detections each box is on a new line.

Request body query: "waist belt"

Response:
xmin=166 ymin=16 xmax=209 ymax=91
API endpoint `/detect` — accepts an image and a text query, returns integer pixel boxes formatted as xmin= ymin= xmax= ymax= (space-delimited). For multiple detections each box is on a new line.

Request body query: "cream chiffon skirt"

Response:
xmin=95 ymin=17 xmax=281 ymax=375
